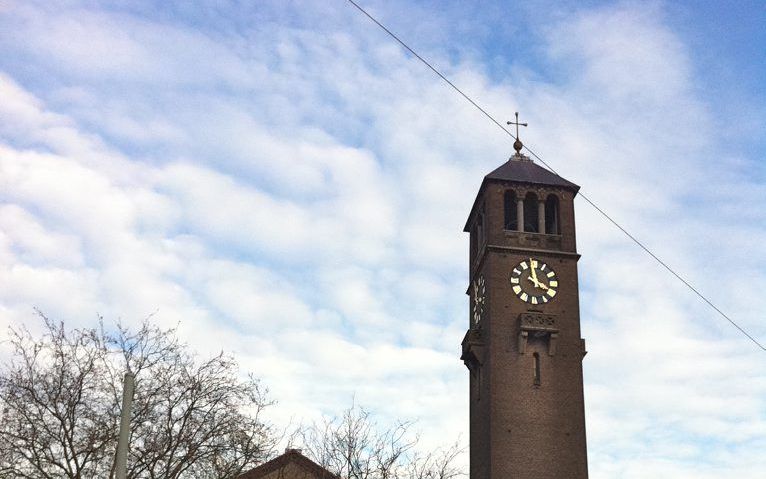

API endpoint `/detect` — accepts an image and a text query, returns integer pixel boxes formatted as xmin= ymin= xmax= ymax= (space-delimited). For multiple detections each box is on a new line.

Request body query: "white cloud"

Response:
xmin=0 ymin=1 xmax=764 ymax=477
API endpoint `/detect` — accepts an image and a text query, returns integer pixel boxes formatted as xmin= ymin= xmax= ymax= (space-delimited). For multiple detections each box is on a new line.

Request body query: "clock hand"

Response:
xmin=529 ymin=260 xmax=545 ymax=286
xmin=529 ymin=259 xmax=540 ymax=283
xmin=526 ymin=276 xmax=548 ymax=290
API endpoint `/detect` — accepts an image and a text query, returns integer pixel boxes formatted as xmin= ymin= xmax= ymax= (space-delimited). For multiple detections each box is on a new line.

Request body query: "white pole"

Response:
xmin=115 ymin=372 xmax=135 ymax=479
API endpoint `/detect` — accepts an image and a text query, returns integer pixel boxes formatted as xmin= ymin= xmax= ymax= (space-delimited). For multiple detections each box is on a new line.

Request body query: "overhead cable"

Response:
xmin=346 ymin=0 xmax=765 ymax=352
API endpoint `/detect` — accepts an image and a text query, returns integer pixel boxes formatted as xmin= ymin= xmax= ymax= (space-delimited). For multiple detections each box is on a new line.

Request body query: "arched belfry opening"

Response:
xmin=471 ymin=210 xmax=484 ymax=261
xmin=545 ymin=194 xmax=560 ymax=235
xmin=523 ymin=192 xmax=539 ymax=233
xmin=504 ymin=190 xmax=517 ymax=230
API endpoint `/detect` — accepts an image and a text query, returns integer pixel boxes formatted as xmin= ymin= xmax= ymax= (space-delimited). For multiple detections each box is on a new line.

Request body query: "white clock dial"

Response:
xmin=509 ymin=258 xmax=558 ymax=305
xmin=472 ymin=276 xmax=486 ymax=325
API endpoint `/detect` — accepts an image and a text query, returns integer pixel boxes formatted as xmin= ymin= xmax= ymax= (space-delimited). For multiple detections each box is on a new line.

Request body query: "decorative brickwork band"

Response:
xmin=518 ymin=312 xmax=559 ymax=357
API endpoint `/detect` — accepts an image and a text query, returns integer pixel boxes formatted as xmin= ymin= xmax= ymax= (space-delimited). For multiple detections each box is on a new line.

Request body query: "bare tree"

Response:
xmin=292 ymin=404 xmax=464 ymax=479
xmin=0 ymin=312 xmax=277 ymax=479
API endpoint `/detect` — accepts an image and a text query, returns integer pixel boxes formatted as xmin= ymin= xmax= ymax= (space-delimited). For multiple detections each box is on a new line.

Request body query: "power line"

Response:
xmin=346 ymin=0 xmax=766 ymax=352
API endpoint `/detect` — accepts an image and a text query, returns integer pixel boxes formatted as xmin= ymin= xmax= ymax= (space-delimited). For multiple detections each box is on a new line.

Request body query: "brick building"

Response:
xmin=461 ymin=139 xmax=589 ymax=478
xmin=237 ymin=449 xmax=339 ymax=479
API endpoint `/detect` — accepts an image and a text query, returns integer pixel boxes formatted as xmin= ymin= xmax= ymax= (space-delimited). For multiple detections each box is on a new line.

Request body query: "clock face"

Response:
xmin=510 ymin=258 xmax=558 ymax=305
xmin=472 ymin=275 xmax=486 ymax=325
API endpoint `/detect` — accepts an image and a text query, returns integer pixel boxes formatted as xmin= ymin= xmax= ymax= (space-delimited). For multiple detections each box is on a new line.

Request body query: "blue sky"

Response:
xmin=0 ymin=1 xmax=765 ymax=477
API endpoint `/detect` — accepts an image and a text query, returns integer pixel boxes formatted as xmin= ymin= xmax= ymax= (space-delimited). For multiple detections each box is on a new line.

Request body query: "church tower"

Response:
xmin=461 ymin=117 xmax=588 ymax=479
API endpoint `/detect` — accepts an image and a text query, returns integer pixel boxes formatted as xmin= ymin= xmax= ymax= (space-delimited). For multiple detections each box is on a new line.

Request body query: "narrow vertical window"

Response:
xmin=533 ymin=352 xmax=541 ymax=386
xmin=523 ymin=192 xmax=539 ymax=233
xmin=504 ymin=191 xmax=517 ymax=230
xmin=477 ymin=213 xmax=484 ymax=249
xmin=545 ymin=194 xmax=560 ymax=235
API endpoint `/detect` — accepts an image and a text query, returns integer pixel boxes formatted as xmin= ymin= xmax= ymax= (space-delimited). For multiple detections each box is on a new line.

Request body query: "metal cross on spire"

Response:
xmin=507 ymin=112 xmax=528 ymax=155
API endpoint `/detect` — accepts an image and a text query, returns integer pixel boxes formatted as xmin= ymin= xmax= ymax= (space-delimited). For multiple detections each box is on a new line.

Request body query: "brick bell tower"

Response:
xmin=460 ymin=115 xmax=588 ymax=479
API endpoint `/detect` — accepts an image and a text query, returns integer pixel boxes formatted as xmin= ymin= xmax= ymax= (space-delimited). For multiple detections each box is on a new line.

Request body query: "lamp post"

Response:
xmin=115 ymin=371 xmax=135 ymax=479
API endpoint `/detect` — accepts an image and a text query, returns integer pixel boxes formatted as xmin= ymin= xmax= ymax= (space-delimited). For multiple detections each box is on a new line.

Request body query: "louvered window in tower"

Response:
xmin=504 ymin=190 xmax=518 ymax=230
xmin=523 ymin=192 xmax=539 ymax=233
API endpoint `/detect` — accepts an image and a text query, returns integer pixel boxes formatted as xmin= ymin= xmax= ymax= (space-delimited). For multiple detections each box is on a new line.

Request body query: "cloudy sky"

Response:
xmin=1 ymin=0 xmax=765 ymax=477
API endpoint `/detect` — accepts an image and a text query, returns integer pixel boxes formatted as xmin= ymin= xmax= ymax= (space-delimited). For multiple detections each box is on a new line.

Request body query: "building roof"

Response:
xmin=237 ymin=449 xmax=340 ymax=479
xmin=463 ymin=156 xmax=579 ymax=232
xmin=485 ymin=157 xmax=579 ymax=190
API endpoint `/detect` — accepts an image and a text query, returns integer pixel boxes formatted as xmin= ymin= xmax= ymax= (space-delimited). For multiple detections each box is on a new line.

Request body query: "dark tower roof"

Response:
xmin=464 ymin=156 xmax=579 ymax=232
xmin=486 ymin=158 xmax=579 ymax=191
